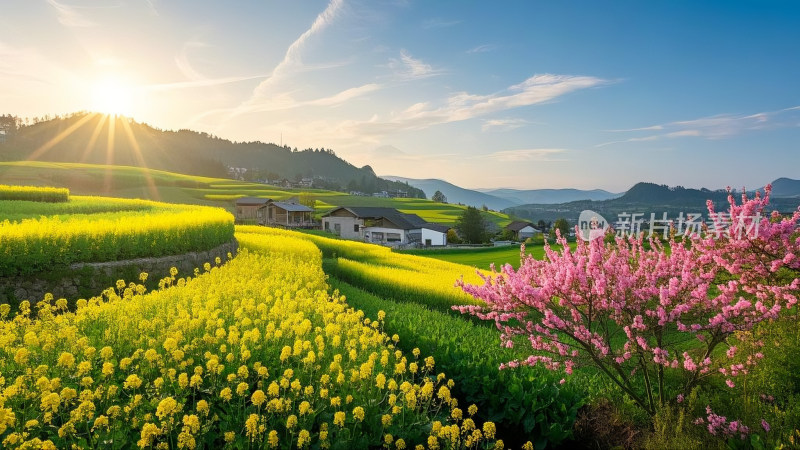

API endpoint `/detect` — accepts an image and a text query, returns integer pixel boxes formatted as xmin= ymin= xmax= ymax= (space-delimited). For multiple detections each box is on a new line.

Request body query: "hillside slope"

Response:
xmin=0 ymin=112 xmax=424 ymax=197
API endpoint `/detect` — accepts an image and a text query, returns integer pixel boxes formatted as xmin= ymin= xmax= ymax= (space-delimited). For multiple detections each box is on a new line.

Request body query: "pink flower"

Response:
xmin=677 ymin=394 xmax=684 ymax=403
xmin=761 ymin=419 xmax=770 ymax=432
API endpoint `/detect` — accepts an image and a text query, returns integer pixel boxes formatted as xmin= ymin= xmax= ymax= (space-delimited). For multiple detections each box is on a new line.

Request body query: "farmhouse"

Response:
xmin=258 ymin=200 xmax=315 ymax=228
xmin=234 ymin=197 xmax=270 ymax=222
xmin=505 ymin=221 xmax=541 ymax=240
xmin=321 ymin=207 xmax=449 ymax=247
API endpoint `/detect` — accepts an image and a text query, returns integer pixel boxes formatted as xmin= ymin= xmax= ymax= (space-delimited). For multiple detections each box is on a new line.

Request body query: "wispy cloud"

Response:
xmin=46 ymin=0 xmax=96 ymax=27
xmin=597 ymin=106 xmax=800 ymax=147
xmin=467 ymin=44 xmax=495 ymax=54
xmin=480 ymin=148 xmax=568 ymax=162
xmin=247 ymin=0 xmax=345 ymax=102
xmin=347 ymin=74 xmax=609 ymax=136
xmin=481 ymin=118 xmax=530 ymax=132
xmin=388 ymin=50 xmax=443 ymax=80
xmin=421 ymin=18 xmax=460 ymax=29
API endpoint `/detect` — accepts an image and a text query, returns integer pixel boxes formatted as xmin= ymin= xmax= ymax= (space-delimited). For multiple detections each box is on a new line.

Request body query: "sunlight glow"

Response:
xmin=91 ymin=79 xmax=135 ymax=116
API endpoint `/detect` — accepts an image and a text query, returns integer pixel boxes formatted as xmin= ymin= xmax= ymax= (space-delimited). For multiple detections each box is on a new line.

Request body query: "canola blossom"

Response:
xmin=236 ymin=226 xmax=486 ymax=314
xmin=0 ymin=184 xmax=69 ymax=203
xmin=0 ymin=198 xmax=234 ymax=276
xmin=0 ymin=230 xmax=501 ymax=449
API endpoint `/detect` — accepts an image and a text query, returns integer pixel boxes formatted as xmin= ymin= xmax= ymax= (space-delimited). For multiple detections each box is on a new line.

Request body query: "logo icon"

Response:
xmin=578 ymin=210 xmax=610 ymax=241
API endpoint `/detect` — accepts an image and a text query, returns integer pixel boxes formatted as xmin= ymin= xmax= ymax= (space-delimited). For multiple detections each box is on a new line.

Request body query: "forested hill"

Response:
xmin=0 ymin=112 xmax=425 ymax=197
xmin=609 ymin=182 xmax=730 ymax=205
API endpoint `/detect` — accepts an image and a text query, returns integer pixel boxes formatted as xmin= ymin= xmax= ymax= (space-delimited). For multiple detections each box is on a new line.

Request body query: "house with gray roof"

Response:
xmin=258 ymin=200 xmax=315 ymax=228
xmin=321 ymin=207 xmax=449 ymax=247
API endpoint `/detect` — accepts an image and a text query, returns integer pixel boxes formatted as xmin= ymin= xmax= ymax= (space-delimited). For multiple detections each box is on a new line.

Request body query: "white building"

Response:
xmin=321 ymin=207 xmax=449 ymax=247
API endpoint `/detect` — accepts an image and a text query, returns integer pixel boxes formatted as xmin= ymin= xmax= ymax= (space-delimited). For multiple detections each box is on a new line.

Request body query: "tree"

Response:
xmin=537 ymin=220 xmax=547 ymax=231
xmin=446 ymin=228 xmax=461 ymax=245
xmin=551 ymin=218 xmax=570 ymax=238
xmin=456 ymin=185 xmax=799 ymax=436
xmin=455 ymin=206 xmax=488 ymax=244
xmin=432 ymin=190 xmax=447 ymax=203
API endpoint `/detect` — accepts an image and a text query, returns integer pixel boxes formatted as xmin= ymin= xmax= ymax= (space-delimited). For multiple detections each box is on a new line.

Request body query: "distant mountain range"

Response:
xmin=383 ymin=176 xmax=620 ymax=210
xmin=505 ymin=181 xmax=800 ymax=224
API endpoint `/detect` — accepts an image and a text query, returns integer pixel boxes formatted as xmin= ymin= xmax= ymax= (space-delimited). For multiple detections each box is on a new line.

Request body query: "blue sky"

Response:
xmin=1 ymin=1 xmax=798 ymax=191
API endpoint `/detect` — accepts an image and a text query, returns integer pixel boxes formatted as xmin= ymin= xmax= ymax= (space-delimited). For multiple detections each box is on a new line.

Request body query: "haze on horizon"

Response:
xmin=1 ymin=0 xmax=798 ymax=192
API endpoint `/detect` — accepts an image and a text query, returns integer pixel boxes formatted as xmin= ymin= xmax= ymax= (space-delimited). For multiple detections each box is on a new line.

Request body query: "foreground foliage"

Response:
xmin=0 ymin=231 xmax=503 ymax=449
xmin=457 ymin=185 xmax=800 ymax=445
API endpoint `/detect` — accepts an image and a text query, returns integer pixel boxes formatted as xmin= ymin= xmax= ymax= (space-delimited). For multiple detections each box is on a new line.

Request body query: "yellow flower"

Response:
xmin=224 ymin=431 xmax=235 ymax=442
xmin=352 ymin=406 xmax=365 ymax=422
xmin=57 ymin=352 xmax=75 ymax=369
xmin=219 ymin=387 xmax=232 ymax=401
xmin=182 ymin=414 xmax=200 ymax=434
xmin=251 ymin=390 xmax=266 ymax=407
xmin=333 ymin=411 xmax=346 ymax=427
xmin=268 ymin=429 xmax=279 ymax=448
xmin=245 ymin=414 xmax=260 ymax=440
xmin=138 ymin=422 xmax=160 ymax=448
xmin=156 ymin=397 xmax=179 ymax=420
xmin=236 ymin=382 xmax=249 ymax=397
xmin=297 ymin=429 xmax=310 ymax=448
xmin=286 ymin=414 xmax=297 ymax=429
xmin=40 ymin=392 xmax=60 ymax=413
xmin=196 ymin=400 xmax=209 ymax=416
xmin=482 ymin=421 xmax=496 ymax=439
xmin=124 ymin=374 xmax=143 ymax=390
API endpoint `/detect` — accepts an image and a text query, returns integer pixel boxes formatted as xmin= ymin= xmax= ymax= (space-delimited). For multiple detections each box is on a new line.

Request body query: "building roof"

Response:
xmin=322 ymin=206 xmax=400 ymax=218
xmin=266 ymin=201 xmax=314 ymax=212
xmin=421 ymin=223 xmax=451 ymax=233
xmin=235 ymin=197 xmax=270 ymax=206
xmin=505 ymin=220 xmax=536 ymax=232
xmin=323 ymin=207 xmax=449 ymax=232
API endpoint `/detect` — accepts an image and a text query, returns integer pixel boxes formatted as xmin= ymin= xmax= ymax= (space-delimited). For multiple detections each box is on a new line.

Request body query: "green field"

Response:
xmin=0 ymin=161 xmax=512 ymax=226
xmin=398 ymin=242 xmax=579 ymax=270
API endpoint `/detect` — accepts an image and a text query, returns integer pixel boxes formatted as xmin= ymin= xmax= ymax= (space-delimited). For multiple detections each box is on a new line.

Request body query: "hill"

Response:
xmin=0 ymin=112 xmax=424 ymax=198
xmin=382 ymin=176 xmax=516 ymax=210
xmin=770 ymin=177 xmax=800 ymax=198
xmin=382 ymin=176 xmax=620 ymax=210
xmin=0 ymin=161 xmax=511 ymax=227
xmin=479 ymin=187 xmax=620 ymax=204
xmin=505 ymin=181 xmax=800 ymax=224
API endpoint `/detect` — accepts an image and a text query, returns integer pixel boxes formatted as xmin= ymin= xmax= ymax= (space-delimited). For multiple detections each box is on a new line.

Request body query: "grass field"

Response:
xmin=398 ymin=242 xmax=579 ymax=270
xmin=0 ymin=161 xmax=512 ymax=226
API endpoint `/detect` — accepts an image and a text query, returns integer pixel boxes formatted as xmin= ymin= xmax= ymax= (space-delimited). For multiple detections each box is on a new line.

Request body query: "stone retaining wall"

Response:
xmin=0 ymin=239 xmax=238 ymax=305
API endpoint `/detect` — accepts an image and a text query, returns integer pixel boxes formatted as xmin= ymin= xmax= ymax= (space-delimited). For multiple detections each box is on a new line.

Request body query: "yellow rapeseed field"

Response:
xmin=0 ymin=230 xmax=502 ymax=449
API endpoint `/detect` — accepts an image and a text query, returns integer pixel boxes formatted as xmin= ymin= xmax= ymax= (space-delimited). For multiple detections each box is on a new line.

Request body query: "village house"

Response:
xmin=258 ymin=200 xmax=315 ymax=228
xmin=234 ymin=197 xmax=270 ymax=222
xmin=321 ymin=207 xmax=449 ymax=247
xmin=505 ymin=221 xmax=542 ymax=240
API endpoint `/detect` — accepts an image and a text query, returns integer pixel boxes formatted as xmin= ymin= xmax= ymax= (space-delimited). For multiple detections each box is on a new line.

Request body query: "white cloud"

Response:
xmin=388 ymin=50 xmax=443 ymax=80
xmin=421 ymin=18 xmax=460 ymax=29
xmin=597 ymin=106 xmax=800 ymax=147
xmin=240 ymin=0 xmax=346 ymax=110
xmin=481 ymin=118 xmax=529 ymax=132
xmin=348 ymin=73 xmax=609 ymax=136
xmin=481 ymin=148 xmax=568 ymax=162
xmin=467 ymin=44 xmax=495 ymax=54
xmin=46 ymin=0 xmax=96 ymax=27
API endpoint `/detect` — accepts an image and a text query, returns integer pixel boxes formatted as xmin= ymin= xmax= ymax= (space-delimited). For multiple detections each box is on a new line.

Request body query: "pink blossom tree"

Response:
xmin=456 ymin=185 xmax=799 ymax=421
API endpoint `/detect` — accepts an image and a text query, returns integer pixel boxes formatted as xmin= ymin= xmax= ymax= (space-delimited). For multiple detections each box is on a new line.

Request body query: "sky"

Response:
xmin=1 ymin=0 xmax=799 ymax=192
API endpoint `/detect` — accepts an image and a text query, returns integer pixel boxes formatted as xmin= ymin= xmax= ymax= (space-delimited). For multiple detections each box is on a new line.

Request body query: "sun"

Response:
xmin=91 ymin=78 xmax=135 ymax=116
